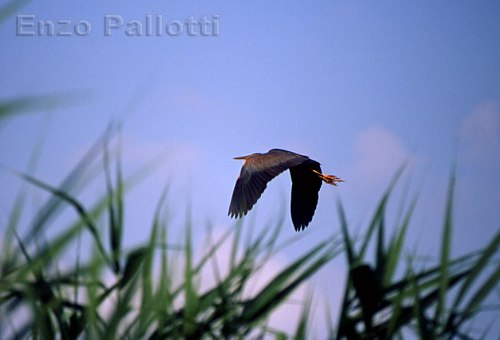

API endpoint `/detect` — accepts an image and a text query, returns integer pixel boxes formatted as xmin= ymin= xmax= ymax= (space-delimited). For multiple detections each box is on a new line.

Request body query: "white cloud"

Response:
xmin=459 ymin=102 xmax=500 ymax=168
xmin=352 ymin=126 xmax=412 ymax=187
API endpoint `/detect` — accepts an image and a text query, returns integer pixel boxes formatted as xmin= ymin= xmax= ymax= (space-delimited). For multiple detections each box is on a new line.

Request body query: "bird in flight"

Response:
xmin=228 ymin=149 xmax=343 ymax=231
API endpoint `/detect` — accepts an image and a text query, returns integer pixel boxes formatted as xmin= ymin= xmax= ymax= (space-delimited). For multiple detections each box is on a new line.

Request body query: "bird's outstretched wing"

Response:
xmin=228 ymin=149 xmax=308 ymax=218
xmin=289 ymin=159 xmax=322 ymax=231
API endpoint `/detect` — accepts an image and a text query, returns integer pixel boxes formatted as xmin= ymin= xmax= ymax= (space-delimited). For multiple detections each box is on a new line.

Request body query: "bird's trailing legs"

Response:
xmin=312 ymin=169 xmax=344 ymax=186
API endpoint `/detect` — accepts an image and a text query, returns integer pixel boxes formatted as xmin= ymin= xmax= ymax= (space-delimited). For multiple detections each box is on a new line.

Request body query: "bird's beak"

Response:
xmin=233 ymin=155 xmax=249 ymax=160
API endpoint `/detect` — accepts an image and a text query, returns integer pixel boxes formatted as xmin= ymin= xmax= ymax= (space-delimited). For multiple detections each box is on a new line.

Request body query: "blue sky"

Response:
xmin=1 ymin=1 xmax=500 ymax=336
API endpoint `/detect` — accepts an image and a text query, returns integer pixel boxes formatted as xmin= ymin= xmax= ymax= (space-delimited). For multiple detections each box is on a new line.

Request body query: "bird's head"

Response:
xmin=233 ymin=153 xmax=260 ymax=160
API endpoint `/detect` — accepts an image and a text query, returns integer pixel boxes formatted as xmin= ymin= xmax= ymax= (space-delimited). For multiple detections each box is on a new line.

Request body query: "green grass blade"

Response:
xmin=103 ymin=134 xmax=119 ymax=273
xmin=383 ymin=250 xmax=478 ymax=297
xmin=139 ymin=185 xmax=169 ymax=319
xmin=408 ymin=267 xmax=433 ymax=340
xmin=335 ymin=273 xmax=354 ymax=340
xmin=434 ymin=171 xmax=455 ymax=332
xmin=455 ymin=264 xmax=500 ymax=330
xmin=4 ymin=120 xmax=45 ymax=248
xmin=384 ymin=280 xmax=405 ymax=339
xmin=337 ymin=199 xmax=356 ymax=265
xmin=242 ymin=250 xmax=334 ymax=327
xmin=102 ymin=129 xmax=125 ymax=274
xmin=183 ymin=208 xmax=199 ymax=337
xmin=193 ymin=227 xmax=233 ymax=278
xmin=359 ymin=164 xmax=405 ymax=259
xmin=16 ymin=171 xmax=111 ymax=267
xmin=120 ymin=247 xmax=148 ymax=288
xmin=375 ymin=210 xmax=386 ymax=288
xmin=384 ymin=196 xmax=417 ymax=285
xmin=323 ymin=301 xmax=336 ymax=340
xmin=449 ymin=230 xmax=500 ymax=315
xmin=0 ymin=0 xmax=30 ymax=23
xmin=23 ymin=128 xmax=110 ymax=245
xmin=241 ymin=240 xmax=336 ymax=323
xmin=294 ymin=291 xmax=313 ymax=340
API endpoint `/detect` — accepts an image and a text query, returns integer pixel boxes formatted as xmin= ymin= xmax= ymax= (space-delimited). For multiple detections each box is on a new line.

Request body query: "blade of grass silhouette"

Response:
xmin=368 ymin=266 xmax=473 ymax=337
xmin=12 ymin=231 xmax=70 ymax=337
xmin=165 ymin=226 xmax=233 ymax=300
xmin=151 ymin=223 xmax=176 ymax=337
xmin=359 ymin=164 xmax=405 ymax=260
xmin=408 ymin=267 xmax=433 ymax=339
xmin=0 ymin=92 xmax=83 ymax=123
xmin=139 ymin=183 xmax=170 ymax=319
xmin=336 ymin=199 xmax=356 ymax=265
xmin=183 ymin=206 xmax=199 ymax=338
xmin=338 ymin=165 xmax=405 ymax=338
xmin=350 ymin=264 xmax=382 ymax=331
xmin=335 ymin=165 xmax=500 ymax=339
xmin=0 ymin=0 xmax=30 ymax=23
xmin=455 ymin=263 xmax=500 ymax=330
xmin=14 ymin=222 xmax=85 ymax=280
xmin=434 ymin=170 xmax=455 ymax=335
xmin=119 ymin=247 xmax=148 ymax=288
xmin=103 ymin=131 xmax=122 ymax=273
xmin=240 ymin=239 xmax=338 ymax=323
xmin=3 ymin=121 xmax=46 ymax=274
xmin=193 ymin=227 xmax=233 ymax=277
xmin=22 ymin=126 xmax=111 ymax=246
xmin=244 ymin=224 xmax=322 ymax=302
xmin=202 ymin=224 xmax=225 ymax=312
xmin=13 ymin=227 xmax=107 ymax=308
xmin=244 ymin=247 xmax=336 ymax=326
xmin=374 ymin=205 xmax=386 ymax=293
xmin=25 ymin=165 xmax=151 ymax=285
xmin=104 ymin=247 xmax=148 ymax=339
xmin=10 ymin=125 xmax=165 ymax=278
xmin=448 ymin=230 xmax=500 ymax=324
xmin=335 ymin=198 xmax=358 ymax=340
xmin=244 ymin=215 xmax=309 ymax=299
xmin=127 ymin=223 xmax=161 ymax=336
xmin=379 ymin=250 xmax=481 ymax=307
xmin=72 ymin=209 xmax=83 ymax=323
xmin=294 ymin=290 xmax=313 ymax=340
xmin=260 ymin=230 xmax=317 ymax=273
xmin=323 ymin=301 xmax=336 ymax=339
xmin=14 ymin=171 xmax=112 ymax=268
xmin=384 ymin=195 xmax=418 ymax=285
xmin=385 ymin=279 xmax=405 ymax=338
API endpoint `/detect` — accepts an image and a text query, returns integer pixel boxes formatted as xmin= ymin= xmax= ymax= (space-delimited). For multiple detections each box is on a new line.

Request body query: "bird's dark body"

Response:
xmin=228 ymin=149 xmax=325 ymax=231
xmin=289 ymin=160 xmax=322 ymax=230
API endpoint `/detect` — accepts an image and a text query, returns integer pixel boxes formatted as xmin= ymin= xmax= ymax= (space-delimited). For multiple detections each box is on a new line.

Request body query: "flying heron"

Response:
xmin=228 ymin=149 xmax=343 ymax=231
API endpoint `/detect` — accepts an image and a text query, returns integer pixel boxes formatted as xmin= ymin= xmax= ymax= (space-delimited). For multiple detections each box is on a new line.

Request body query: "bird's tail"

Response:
xmin=312 ymin=170 xmax=344 ymax=186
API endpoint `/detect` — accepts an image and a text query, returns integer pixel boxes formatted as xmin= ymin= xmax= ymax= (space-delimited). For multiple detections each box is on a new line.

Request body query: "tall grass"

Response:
xmin=334 ymin=169 xmax=500 ymax=339
xmin=0 ymin=125 xmax=342 ymax=339
xmin=1 ymin=107 xmax=499 ymax=339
